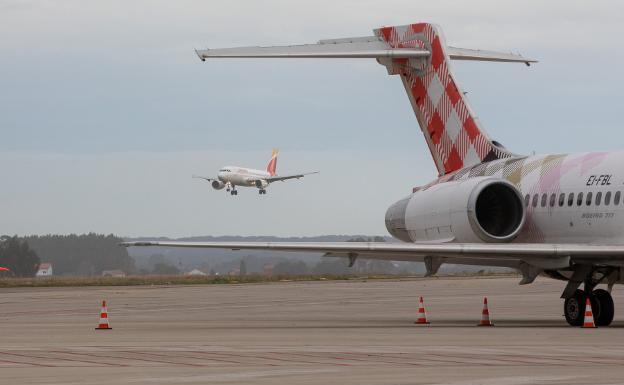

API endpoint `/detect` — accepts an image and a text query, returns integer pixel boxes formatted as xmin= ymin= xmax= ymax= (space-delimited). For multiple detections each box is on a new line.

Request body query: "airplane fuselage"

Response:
xmin=218 ymin=166 xmax=270 ymax=187
xmin=386 ymin=151 xmax=624 ymax=246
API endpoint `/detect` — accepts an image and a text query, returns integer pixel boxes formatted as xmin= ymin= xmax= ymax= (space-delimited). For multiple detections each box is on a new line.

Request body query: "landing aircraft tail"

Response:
xmin=266 ymin=149 xmax=278 ymax=176
xmin=197 ymin=23 xmax=535 ymax=176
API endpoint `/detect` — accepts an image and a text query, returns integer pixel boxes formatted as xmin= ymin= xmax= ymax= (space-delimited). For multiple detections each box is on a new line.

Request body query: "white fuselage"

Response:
xmin=387 ymin=151 xmax=624 ymax=246
xmin=218 ymin=166 xmax=270 ymax=187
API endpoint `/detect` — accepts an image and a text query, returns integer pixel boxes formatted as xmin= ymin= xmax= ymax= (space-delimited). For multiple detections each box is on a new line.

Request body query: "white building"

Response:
xmin=36 ymin=263 xmax=53 ymax=277
xmin=102 ymin=270 xmax=126 ymax=277
xmin=186 ymin=269 xmax=207 ymax=276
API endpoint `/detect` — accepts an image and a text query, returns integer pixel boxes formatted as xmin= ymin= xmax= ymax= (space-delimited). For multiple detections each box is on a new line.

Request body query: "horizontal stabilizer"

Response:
xmin=196 ymin=42 xmax=429 ymax=60
xmin=447 ymin=47 xmax=536 ymax=65
xmin=196 ymin=35 xmax=536 ymax=64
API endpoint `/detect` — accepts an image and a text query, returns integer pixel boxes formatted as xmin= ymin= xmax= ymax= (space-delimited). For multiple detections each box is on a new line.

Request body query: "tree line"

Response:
xmin=22 ymin=233 xmax=135 ymax=276
xmin=0 ymin=236 xmax=40 ymax=277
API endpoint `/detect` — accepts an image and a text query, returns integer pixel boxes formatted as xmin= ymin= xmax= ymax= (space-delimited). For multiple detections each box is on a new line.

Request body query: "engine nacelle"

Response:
xmin=211 ymin=180 xmax=226 ymax=190
xmin=254 ymin=179 xmax=269 ymax=189
xmin=385 ymin=177 xmax=525 ymax=243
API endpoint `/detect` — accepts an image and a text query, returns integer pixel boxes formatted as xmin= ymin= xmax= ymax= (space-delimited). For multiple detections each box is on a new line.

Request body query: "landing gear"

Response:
xmin=258 ymin=189 xmax=266 ymax=195
xmin=563 ymin=288 xmax=614 ymax=326
xmin=564 ymin=289 xmax=586 ymax=326
xmin=230 ymin=189 xmax=238 ymax=196
xmin=593 ymin=289 xmax=614 ymax=326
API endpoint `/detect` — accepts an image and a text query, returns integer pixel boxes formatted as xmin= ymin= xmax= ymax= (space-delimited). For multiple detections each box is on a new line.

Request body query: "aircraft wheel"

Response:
xmin=593 ymin=289 xmax=614 ymax=326
xmin=564 ymin=289 xmax=586 ymax=326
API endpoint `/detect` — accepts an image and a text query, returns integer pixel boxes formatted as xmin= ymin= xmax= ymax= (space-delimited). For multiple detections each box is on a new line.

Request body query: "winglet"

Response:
xmin=195 ymin=48 xmax=205 ymax=62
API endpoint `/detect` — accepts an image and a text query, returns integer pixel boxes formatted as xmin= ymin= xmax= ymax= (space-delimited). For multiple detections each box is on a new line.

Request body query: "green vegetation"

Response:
xmin=0 ymin=236 xmax=40 ymax=277
xmin=23 ymin=233 xmax=134 ymax=276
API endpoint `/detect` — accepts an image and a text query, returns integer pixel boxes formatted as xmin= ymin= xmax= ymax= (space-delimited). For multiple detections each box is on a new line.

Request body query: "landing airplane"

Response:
xmin=125 ymin=23 xmax=624 ymax=326
xmin=193 ymin=149 xmax=318 ymax=195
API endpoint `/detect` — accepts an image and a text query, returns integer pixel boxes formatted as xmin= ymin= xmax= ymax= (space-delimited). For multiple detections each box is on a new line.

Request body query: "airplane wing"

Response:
xmin=121 ymin=240 xmax=624 ymax=272
xmin=192 ymin=175 xmax=215 ymax=182
xmin=266 ymin=171 xmax=319 ymax=183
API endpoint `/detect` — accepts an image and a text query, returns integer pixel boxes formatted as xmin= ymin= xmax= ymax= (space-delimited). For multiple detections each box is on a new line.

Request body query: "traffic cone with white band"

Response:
xmin=582 ymin=297 xmax=596 ymax=328
xmin=95 ymin=300 xmax=112 ymax=330
xmin=415 ymin=296 xmax=430 ymax=324
xmin=478 ymin=297 xmax=494 ymax=326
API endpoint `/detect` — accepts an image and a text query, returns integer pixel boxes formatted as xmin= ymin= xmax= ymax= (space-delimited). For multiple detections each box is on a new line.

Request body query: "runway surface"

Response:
xmin=2 ymin=276 xmax=624 ymax=384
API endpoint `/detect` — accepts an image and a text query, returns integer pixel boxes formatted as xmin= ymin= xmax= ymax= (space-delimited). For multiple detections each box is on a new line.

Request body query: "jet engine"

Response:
xmin=385 ymin=177 xmax=525 ymax=243
xmin=254 ymin=180 xmax=269 ymax=188
xmin=211 ymin=180 xmax=226 ymax=190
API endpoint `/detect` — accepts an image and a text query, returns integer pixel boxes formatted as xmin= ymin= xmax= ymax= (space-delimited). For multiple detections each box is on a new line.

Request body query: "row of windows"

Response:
xmin=524 ymin=191 xmax=622 ymax=208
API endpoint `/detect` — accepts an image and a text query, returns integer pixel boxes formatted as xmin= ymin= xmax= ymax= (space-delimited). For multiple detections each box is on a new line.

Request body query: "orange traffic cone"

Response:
xmin=478 ymin=297 xmax=494 ymax=326
xmin=415 ymin=296 xmax=430 ymax=324
xmin=95 ymin=300 xmax=112 ymax=330
xmin=582 ymin=297 xmax=596 ymax=328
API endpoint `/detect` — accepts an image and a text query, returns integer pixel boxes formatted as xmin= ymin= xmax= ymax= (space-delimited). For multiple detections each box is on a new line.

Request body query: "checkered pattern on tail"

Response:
xmin=374 ymin=23 xmax=515 ymax=176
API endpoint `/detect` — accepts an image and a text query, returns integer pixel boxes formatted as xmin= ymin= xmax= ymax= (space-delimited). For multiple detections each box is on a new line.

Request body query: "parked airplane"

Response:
xmin=126 ymin=23 xmax=624 ymax=326
xmin=193 ymin=149 xmax=317 ymax=195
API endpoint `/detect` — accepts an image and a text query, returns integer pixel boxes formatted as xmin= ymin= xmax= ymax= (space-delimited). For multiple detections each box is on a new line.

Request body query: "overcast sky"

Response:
xmin=1 ymin=0 xmax=623 ymax=237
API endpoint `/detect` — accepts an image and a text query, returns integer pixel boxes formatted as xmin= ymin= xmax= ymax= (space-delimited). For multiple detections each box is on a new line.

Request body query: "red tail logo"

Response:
xmin=266 ymin=149 xmax=278 ymax=176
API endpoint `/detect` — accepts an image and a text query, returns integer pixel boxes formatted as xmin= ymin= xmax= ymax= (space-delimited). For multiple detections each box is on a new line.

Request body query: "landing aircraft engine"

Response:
xmin=385 ymin=177 xmax=526 ymax=243
xmin=255 ymin=180 xmax=269 ymax=189
xmin=211 ymin=180 xmax=226 ymax=190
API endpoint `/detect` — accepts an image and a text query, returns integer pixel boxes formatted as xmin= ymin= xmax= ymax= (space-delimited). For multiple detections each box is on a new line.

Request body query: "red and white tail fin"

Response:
xmin=375 ymin=23 xmax=516 ymax=175
xmin=266 ymin=149 xmax=278 ymax=176
xmin=197 ymin=23 xmax=534 ymax=176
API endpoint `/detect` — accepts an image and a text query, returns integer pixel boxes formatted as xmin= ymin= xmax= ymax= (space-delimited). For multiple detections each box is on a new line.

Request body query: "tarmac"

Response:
xmin=2 ymin=276 xmax=624 ymax=385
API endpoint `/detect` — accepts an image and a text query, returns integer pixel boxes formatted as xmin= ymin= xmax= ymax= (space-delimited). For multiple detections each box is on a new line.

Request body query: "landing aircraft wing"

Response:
xmin=192 ymin=175 xmax=215 ymax=182
xmin=266 ymin=171 xmax=319 ymax=183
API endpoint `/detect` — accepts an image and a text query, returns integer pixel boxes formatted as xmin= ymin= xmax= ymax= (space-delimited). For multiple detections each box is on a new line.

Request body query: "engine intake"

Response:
xmin=211 ymin=180 xmax=226 ymax=190
xmin=470 ymin=180 xmax=525 ymax=242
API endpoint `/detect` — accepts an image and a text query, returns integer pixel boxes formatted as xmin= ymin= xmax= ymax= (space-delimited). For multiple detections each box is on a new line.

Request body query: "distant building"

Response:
xmin=228 ymin=268 xmax=240 ymax=276
xmin=102 ymin=270 xmax=126 ymax=277
xmin=36 ymin=263 xmax=53 ymax=277
xmin=186 ymin=269 xmax=207 ymax=276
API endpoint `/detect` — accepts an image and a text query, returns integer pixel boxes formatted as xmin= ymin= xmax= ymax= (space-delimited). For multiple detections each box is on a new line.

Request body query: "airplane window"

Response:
xmin=532 ymin=194 xmax=538 ymax=208
xmin=577 ymin=192 xmax=583 ymax=206
xmin=541 ymin=193 xmax=547 ymax=207
xmin=524 ymin=194 xmax=530 ymax=207
xmin=568 ymin=193 xmax=574 ymax=207
xmin=549 ymin=193 xmax=556 ymax=207
xmin=559 ymin=193 xmax=565 ymax=207
xmin=586 ymin=192 xmax=593 ymax=206
xmin=596 ymin=191 xmax=602 ymax=206
xmin=616 ymin=191 xmax=621 ymax=205
xmin=605 ymin=191 xmax=612 ymax=205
